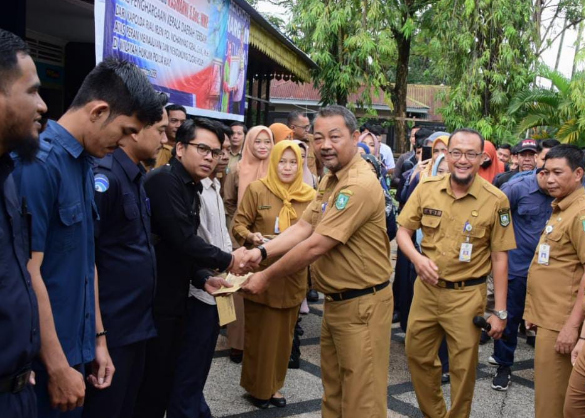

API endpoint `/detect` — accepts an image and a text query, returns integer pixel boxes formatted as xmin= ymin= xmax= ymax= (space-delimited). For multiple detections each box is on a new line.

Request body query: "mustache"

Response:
xmin=320 ymin=150 xmax=337 ymax=156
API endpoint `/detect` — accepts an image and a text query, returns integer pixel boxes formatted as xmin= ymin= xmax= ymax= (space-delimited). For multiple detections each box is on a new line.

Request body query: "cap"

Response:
xmin=517 ymin=139 xmax=538 ymax=153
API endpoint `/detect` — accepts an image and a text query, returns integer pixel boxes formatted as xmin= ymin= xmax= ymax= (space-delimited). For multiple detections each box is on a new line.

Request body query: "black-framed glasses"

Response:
xmin=292 ymin=124 xmax=311 ymax=131
xmin=448 ymin=150 xmax=482 ymax=161
xmin=187 ymin=143 xmax=222 ymax=160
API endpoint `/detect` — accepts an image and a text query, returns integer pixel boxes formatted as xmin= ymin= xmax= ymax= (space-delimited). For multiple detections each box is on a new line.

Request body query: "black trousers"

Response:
xmin=83 ymin=341 xmax=147 ymax=418
xmin=167 ymin=298 xmax=219 ymax=418
xmin=132 ymin=315 xmax=185 ymax=418
xmin=0 ymin=384 xmax=36 ymax=418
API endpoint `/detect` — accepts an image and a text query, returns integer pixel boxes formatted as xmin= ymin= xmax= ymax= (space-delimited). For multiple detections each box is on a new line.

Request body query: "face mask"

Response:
xmin=480 ymin=159 xmax=492 ymax=169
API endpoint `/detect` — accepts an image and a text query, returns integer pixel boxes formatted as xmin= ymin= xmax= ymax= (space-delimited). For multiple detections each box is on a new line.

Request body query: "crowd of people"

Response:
xmin=3 ymin=26 xmax=585 ymax=418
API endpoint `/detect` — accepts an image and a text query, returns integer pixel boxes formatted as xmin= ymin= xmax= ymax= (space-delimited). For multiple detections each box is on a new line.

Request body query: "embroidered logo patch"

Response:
xmin=499 ymin=208 xmax=510 ymax=227
xmin=335 ymin=193 xmax=350 ymax=210
xmin=94 ymin=174 xmax=109 ymax=193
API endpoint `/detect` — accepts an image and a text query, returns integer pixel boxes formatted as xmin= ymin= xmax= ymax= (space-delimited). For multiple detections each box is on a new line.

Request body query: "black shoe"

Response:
xmin=307 ymin=289 xmax=319 ymax=302
xmin=270 ymin=396 xmax=287 ymax=408
xmin=392 ymin=312 xmax=401 ymax=324
xmin=249 ymin=396 xmax=270 ymax=409
xmin=441 ymin=373 xmax=450 ymax=384
xmin=479 ymin=330 xmax=491 ymax=345
xmin=526 ymin=335 xmax=536 ymax=347
xmin=491 ymin=365 xmax=511 ymax=391
xmin=229 ymin=349 xmax=243 ymax=364
xmin=288 ymin=356 xmax=300 ymax=369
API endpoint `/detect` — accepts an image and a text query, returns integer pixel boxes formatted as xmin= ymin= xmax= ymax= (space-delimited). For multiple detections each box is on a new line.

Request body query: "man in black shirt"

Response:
xmin=133 ymin=118 xmax=251 ymax=418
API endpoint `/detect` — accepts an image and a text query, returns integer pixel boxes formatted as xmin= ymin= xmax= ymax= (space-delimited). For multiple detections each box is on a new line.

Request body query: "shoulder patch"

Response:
xmin=94 ymin=174 xmax=110 ymax=193
xmin=499 ymin=208 xmax=511 ymax=227
xmin=335 ymin=193 xmax=350 ymax=210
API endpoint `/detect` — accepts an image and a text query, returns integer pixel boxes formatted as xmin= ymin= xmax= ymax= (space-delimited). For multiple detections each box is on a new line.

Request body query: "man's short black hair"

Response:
xmin=176 ymin=118 xmax=225 ymax=147
xmin=0 ymin=29 xmax=30 ymax=92
xmin=221 ymin=124 xmax=233 ymax=140
xmin=287 ymin=110 xmax=307 ymax=126
xmin=360 ymin=121 xmax=382 ymax=135
xmin=544 ymin=144 xmax=585 ymax=171
xmin=165 ymin=104 xmax=187 ymax=115
xmin=315 ymin=105 xmax=358 ymax=133
xmin=537 ymin=138 xmax=561 ymax=152
xmin=69 ymin=58 xmax=163 ymax=126
xmin=448 ymin=128 xmax=485 ymax=151
xmin=414 ymin=128 xmax=434 ymax=148
xmin=497 ymin=143 xmax=512 ymax=151
xmin=230 ymin=121 xmax=247 ymax=135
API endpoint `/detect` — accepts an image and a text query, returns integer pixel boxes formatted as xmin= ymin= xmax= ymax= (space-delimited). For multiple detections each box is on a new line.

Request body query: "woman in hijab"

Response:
xmin=359 ymin=131 xmax=380 ymax=159
xmin=269 ymin=123 xmax=294 ymax=144
xmin=232 ymin=141 xmax=316 ymax=409
xmin=478 ymin=140 xmax=504 ymax=183
xmin=223 ymin=125 xmax=274 ymax=363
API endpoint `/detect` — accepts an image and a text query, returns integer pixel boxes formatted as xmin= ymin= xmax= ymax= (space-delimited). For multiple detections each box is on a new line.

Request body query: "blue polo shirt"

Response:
xmin=0 ymin=154 xmax=40 ymax=377
xmin=13 ymin=120 xmax=96 ymax=367
xmin=501 ymin=172 xmax=553 ymax=278
xmin=93 ymin=149 xmax=157 ymax=349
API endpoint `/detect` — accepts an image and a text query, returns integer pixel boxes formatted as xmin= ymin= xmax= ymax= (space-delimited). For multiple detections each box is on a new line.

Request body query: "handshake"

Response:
xmin=229 ymin=246 xmax=263 ymax=275
xmin=205 ymin=247 xmax=269 ymax=296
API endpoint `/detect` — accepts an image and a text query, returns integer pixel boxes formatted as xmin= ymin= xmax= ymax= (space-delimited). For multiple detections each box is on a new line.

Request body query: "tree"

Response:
xmin=509 ymin=67 xmax=585 ymax=145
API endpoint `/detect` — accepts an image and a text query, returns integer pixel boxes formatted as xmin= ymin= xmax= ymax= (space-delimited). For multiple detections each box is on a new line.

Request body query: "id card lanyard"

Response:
xmin=538 ymin=223 xmax=554 ymax=265
xmin=459 ymin=221 xmax=473 ymax=263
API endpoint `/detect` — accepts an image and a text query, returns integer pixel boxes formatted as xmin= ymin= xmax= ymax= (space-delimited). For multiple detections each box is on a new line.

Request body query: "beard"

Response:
xmin=451 ymin=171 xmax=473 ymax=185
xmin=3 ymin=124 xmax=39 ymax=163
xmin=480 ymin=159 xmax=492 ymax=169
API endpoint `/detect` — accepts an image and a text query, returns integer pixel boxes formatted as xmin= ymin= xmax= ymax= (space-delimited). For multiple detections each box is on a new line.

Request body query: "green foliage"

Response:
xmin=510 ymin=66 xmax=585 ymax=146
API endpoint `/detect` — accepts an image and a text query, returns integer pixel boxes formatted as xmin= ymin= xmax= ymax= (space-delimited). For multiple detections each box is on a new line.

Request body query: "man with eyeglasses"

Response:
xmin=396 ymin=128 xmax=516 ymax=418
xmin=134 ymin=118 xmax=254 ymax=418
xmin=155 ymin=104 xmax=187 ymax=168
xmin=287 ymin=111 xmax=319 ymax=178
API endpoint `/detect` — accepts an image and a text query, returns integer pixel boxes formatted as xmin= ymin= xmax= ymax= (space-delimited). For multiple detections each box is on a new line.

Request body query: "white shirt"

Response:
xmin=379 ymin=143 xmax=396 ymax=169
xmin=189 ymin=177 xmax=233 ymax=305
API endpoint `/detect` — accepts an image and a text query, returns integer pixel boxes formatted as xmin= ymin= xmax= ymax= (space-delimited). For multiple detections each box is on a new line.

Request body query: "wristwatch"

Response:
xmin=257 ymin=245 xmax=268 ymax=261
xmin=494 ymin=310 xmax=508 ymax=320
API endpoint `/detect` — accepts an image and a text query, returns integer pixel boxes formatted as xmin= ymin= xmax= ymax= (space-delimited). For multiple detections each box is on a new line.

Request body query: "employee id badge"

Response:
xmin=459 ymin=242 xmax=473 ymax=262
xmin=537 ymin=243 xmax=550 ymax=265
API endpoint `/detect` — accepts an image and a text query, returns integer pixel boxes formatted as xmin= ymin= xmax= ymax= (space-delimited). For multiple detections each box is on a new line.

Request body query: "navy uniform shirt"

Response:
xmin=93 ymin=148 xmax=157 ymax=349
xmin=13 ymin=120 xmax=96 ymax=367
xmin=501 ymin=172 xmax=553 ymax=278
xmin=0 ymin=154 xmax=40 ymax=377
xmin=144 ymin=157 xmax=233 ymax=316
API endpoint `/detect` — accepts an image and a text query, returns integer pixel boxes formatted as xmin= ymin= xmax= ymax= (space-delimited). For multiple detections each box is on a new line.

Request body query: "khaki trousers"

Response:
xmin=226 ymin=293 xmax=245 ymax=350
xmin=406 ymin=279 xmax=486 ymax=418
xmin=564 ymin=344 xmax=585 ymax=418
xmin=320 ymin=284 xmax=393 ymax=418
xmin=534 ymin=327 xmax=572 ymax=418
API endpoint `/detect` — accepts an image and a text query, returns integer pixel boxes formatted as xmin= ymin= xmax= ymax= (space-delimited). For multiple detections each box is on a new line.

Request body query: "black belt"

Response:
xmin=0 ymin=368 xmax=31 ymax=394
xmin=325 ymin=281 xmax=390 ymax=302
xmin=436 ymin=276 xmax=486 ymax=290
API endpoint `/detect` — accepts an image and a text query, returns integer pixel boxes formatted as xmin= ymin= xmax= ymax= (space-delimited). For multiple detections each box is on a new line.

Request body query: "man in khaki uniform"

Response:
xmin=154 ymin=104 xmax=186 ymax=168
xmin=227 ymin=121 xmax=246 ymax=175
xmin=242 ymin=105 xmax=393 ymax=418
xmin=288 ymin=110 xmax=319 ymax=177
xmin=396 ymin=128 xmax=516 ymax=418
xmin=523 ymin=144 xmax=585 ymax=418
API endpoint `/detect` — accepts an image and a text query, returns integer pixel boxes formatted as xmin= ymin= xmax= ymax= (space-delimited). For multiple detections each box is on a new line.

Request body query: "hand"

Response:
xmin=239 ymin=248 xmax=262 ymax=269
xmin=246 ymin=232 xmax=264 ymax=246
xmin=241 ymin=272 xmax=269 ymax=295
xmin=525 ymin=320 xmax=537 ymax=331
xmin=205 ymin=276 xmax=232 ymax=295
xmin=87 ymin=341 xmax=115 ymax=389
xmin=229 ymin=247 xmax=255 ymax=275
xmin=47 ymin=366 xmax=86 ymax=411
xmin=572 ymin=339 xmax=585 ymax=365
xmin=555 ymin=322 xmax=579 ymax=355
xmin=413 ymin=255 xmax=439 ymax=285
xmin=487 ymin=315 xmax=506 ymax=340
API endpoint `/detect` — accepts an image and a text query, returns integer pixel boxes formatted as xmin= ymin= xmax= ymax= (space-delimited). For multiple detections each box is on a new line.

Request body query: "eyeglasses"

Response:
xmin=292 ymin=124 xmax=311 ymax=131
xmin=448 ymin=150 xmax=482 ymax=161
xmin=187 ymin=143 xmax=222 ymax=160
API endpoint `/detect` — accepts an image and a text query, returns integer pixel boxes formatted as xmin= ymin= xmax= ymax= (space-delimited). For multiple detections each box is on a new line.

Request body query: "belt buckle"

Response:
xmin=454 ymin=281 xmax=465 ymax=290
xmin=325 ymin=295 xmax=333 ymax=302
xmin=437 ymin=280 xmax=447 ymax=288
xmin=12 ymin=370 xmax=30 ymax=393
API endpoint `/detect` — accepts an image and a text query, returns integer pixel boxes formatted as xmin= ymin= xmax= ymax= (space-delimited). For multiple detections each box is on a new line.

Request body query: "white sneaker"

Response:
xmin=300 ymin=298 xmax=309 ymax=314
xmin=488 ymin=356 xmax=499 ymax=366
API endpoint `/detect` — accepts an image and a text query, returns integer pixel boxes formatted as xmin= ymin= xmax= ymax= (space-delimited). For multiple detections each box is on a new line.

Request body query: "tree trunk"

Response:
xmin=391 ymin=32 xmax=411 ymax=153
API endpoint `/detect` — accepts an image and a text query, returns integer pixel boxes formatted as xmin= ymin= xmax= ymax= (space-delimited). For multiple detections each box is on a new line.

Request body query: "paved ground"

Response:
xmin=204 ymin=295 xmax=536 ymax=418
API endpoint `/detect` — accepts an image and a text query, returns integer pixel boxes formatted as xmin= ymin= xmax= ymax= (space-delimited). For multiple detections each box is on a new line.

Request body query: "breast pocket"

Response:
xmin=421 ymin=215 xmax=441 ymax=236
xmin=123 ymin=194 xmax=140 ymax=221
xmin=518 ymin=204 xmax=541 ymax=227
xmin=56 ymin=202 xmax=83 ymax=252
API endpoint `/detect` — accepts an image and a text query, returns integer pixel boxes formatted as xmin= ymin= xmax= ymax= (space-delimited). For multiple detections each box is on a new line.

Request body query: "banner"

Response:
xmin=95 ymin=0 xmax=250 ymax=121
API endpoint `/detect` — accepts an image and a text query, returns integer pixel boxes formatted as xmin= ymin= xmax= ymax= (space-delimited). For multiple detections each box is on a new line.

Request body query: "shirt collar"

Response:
xmin=441 ymin=174 xmax=482 ymax=199
xmin=113 ymin=148 xmax=142 ymax=183
xmin=0 ymin=153 xmax=14 ymax=187
xmin=526 ymin=172 xmax=544 ymax=194
xmin=170 ymin=156 xmax=199 ymax=186
xmin=555 ymin=186 xmax=585 ymax=211
xmin=332 ymin=153 xmax=363 ymax=180
xmin=46 ymin=120 xmax=85 ymax=159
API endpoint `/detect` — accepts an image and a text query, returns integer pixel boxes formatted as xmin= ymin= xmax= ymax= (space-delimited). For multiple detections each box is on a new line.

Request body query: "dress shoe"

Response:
xmin=479 ymin=330 xmax=491 ymax=345
xmin=229 ymin=349 xmax=243 ymax=364
xmin=526 ymin=335 xmax=535 ymax=347
xmin=249 ymin=396 xmax=270 ymax=409
xmin=392 ymin=312 xmax=401 ymax=324
xmin=441 ymin=372 xmax=450 ymax=384
xmin=288 ymin=356 xmax=300 ymax=369
xmin=307 ymin=289 xmax=319 ymax=302
xmin=270 ymin=395 xmax=287 ymax=407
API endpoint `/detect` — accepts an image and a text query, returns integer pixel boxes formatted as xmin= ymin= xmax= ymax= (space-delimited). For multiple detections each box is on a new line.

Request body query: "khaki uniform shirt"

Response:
xmin=154 ymin=144 xmax=173 ymax=168
xmin=397 ymin=174 xmax=516 ymax=282
xmin=304 ymin=134 xmax=319 ymax=178
xmin=222 ymin=168 xmax=239 ymax=219
xmin=300 ymin=153 xmax=393 ymax=294
xmin=227 ymin=150 xmax=241 ymax=177
xmin=524 ymin=187 xmax=585 ymax=332
xmin=232 ymin=180 xmax=309 ymax=308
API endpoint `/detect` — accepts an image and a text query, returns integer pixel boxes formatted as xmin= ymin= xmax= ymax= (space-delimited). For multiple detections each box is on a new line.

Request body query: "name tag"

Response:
xmin=459 ymin=243 xmax=473 ymax=262
xmin=258 ymin=205 xmax=272 ymax=210
xmin=537 ymin=244 xmax=550 ymax=265
xmin=423 ymin=208 xmax=442 ymax=217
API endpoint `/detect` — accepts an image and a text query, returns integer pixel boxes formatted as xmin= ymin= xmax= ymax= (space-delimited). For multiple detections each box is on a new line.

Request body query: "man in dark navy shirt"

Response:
xmin=83 ymin=95 xmax=169 ymax=418
xmin=133 ymin=118 xmax=252 ymax=418
xmin=489 ymin=169 xmax=553 ymax=391
xmin=13 ymin=59 xmax=163 ymax=418
xmin=0 ymin=28 xmax=46 ymax=418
